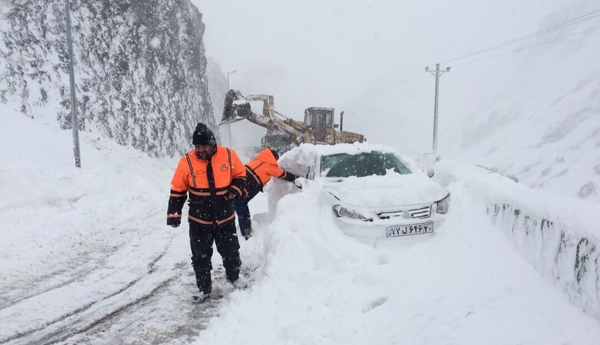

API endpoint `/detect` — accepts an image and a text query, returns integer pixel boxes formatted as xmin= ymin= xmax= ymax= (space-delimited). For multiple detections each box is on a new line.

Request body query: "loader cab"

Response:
xmin=304 ymin=107 xmax=335 ymax=129
xmin=304 ymin=107 xmax=335 ymax=142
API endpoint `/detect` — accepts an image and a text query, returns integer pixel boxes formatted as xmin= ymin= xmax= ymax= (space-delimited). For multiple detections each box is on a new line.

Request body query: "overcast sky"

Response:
xmin=191 ymin=0 xmax=595 ymax=154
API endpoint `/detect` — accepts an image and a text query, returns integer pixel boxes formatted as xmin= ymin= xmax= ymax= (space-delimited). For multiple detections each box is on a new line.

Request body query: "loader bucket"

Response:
xmin=221 ymin=89 xmax=252 ymax=126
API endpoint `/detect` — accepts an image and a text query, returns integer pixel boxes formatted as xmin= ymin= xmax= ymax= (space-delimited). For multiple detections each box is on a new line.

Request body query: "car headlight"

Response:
xmin=332 ymin=205 xmax=373 ymax=222
xmin=436 ymin=194 xmax=450 ymax=214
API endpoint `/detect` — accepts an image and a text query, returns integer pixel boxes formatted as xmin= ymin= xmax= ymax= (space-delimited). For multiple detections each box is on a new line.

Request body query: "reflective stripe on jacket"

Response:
xmin=167 ymin=146 xmax=246 ymax=226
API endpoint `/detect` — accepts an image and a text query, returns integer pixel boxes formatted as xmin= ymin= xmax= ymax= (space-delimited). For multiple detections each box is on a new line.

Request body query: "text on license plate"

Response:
xmin=386 ymin=222 xmax=434 ymax=238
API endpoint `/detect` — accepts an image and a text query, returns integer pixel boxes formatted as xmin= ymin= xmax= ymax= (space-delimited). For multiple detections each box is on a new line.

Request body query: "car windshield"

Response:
xmin=321 ymin=152 xmax=412 ymax=178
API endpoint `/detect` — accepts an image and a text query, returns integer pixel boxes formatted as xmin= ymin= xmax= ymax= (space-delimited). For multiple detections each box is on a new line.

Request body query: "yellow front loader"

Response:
xmin=220 ymin=89 xmax=365 ymax=153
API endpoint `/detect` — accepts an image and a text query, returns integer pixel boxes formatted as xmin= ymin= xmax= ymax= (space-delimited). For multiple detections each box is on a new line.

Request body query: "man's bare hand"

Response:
xmin=227 ymin=192 xmax=236 ymax=200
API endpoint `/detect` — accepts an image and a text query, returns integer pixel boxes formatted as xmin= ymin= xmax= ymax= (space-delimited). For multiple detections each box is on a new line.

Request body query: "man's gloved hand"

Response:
xmin=241 ymin=227 xmax=252 ymax=240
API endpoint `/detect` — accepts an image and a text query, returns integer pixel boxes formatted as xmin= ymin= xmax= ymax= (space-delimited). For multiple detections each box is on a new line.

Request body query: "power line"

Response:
xmin=344 ymin=9 xmax=600 ymax=115
xmin=343 ymin=70 xmax=421 ymax=110
xmin=344 ymin=75 xmax=427 ymax=113
xmin=453 ymin=25 xmax=600 ymax=67
xmin=343 ymin=70 xmax=422 ymax=111
xmin=441 ymin=9 xmax=600 ymax=64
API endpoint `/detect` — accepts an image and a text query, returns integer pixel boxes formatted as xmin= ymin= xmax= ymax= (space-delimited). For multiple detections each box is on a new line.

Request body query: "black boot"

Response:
xmin=241 ymin=226 xmax=253 ymax=240
xmin=195 ymin=269 xmax=212 ymax=296
xmin=192 ymin=292 xmax=210 ymax=303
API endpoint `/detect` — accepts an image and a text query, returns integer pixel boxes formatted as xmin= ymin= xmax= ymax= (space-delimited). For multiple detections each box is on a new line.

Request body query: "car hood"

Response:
xmin=323 ymin=173 xmax=448 ymax=208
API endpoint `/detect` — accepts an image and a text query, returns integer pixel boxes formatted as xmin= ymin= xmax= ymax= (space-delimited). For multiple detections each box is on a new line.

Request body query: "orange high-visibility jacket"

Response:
xmin=246 ymin=148 xmax=297 ymax=187
xmin=167 ymin=146 xmax=246 ymax=226
xmin=243 ymin=148 xmax=298 ymax=202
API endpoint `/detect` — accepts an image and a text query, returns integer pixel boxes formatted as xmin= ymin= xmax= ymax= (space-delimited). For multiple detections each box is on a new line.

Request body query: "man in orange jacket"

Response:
xmin=235 ymin=147 xmax=299 ymax=239
xmin=167 ymin=123 xmax=247 ymax=303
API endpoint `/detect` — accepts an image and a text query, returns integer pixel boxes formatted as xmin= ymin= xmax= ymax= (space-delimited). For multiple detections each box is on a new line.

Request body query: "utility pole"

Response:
xmin=227 ymin=70 xmax=237 ymax=147
xmin=65 ymin=0 xmax=81 ymax=168
xmin=227 ymin=70 xmax=236 ymax=90
xmin=425 ymin=63 xmax=450 ymax=154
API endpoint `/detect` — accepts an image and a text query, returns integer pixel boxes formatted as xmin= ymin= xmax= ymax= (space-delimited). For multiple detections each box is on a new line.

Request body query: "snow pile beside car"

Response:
xmin=195 ymin=151 xmax=600 ymax=345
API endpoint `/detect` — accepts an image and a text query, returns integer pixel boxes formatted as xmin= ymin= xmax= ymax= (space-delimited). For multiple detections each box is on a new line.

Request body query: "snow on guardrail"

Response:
xmin=434 ymin=160 xmax=600 ymax=320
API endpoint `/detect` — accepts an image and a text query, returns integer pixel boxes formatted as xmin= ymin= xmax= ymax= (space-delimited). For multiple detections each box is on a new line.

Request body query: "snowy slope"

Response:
xmin=437 ymin=2 xmax=600 ymax=203
xmin=0 ymin=0 xmax=216 ymax=157
xmin=0 ymin=107 xmax=171 ymax=289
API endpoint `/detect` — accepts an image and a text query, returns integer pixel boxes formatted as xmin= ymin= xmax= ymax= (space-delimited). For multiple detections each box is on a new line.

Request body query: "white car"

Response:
xmin=276 ymin=143 xmax=450 ymax=245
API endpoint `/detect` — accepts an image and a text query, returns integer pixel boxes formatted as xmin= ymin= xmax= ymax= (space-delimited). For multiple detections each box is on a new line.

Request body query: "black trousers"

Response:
xmin=188 ymin=220 xmax=241 ymax=295
xmin=234 ymin=196 xmax=252 ymax=238
xmin=234 ymin=174 xmax=262 ymax=238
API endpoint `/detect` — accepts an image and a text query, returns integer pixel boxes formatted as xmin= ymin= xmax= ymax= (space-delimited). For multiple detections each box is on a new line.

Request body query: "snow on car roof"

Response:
xmin=288 ymin=142 xmax=399 ymax=156
xmin=279 ymin=143 xmax=420 ymax=177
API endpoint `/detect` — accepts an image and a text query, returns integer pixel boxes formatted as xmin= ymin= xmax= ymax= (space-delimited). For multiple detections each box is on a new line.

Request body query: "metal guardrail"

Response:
xmin=435 ymin=160 xmax=600 ymax=321
xmin=488 ymin=203 xmax=600 ymax=320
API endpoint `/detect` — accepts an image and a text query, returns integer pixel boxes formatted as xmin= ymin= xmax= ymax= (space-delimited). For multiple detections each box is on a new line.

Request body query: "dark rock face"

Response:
xmin=1 ymin=0 xmax=217 ymax=157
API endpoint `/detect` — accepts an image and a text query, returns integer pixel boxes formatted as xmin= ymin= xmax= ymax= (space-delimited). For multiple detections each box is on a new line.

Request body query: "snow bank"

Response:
xmin=435 ymin=160 xmax=600 ymax=320
xmin=0 ymin=109 xmax=187 ymax=342
xmin=4 ymin=107 xmax=600 ymax=343
xmin=193 ymin=156 xmax=600 ymax=345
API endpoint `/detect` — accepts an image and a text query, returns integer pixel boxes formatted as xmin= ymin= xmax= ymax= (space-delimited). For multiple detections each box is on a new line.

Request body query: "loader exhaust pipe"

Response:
xmin=340 ymin=111 xmax=344 ymax=132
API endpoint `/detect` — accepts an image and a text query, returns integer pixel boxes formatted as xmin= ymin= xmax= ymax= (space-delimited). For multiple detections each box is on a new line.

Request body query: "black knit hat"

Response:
xmin=193 ymin=123 xmax=216 ymax=146
xmin=269 ymin=147 xmax=279 ymax=160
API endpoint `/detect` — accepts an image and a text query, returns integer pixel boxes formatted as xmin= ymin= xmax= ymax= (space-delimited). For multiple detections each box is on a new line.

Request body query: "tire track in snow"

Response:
xmin=1 ymin=210 xmax=165 ymax=311
xmin=0 ymin=261 xmax=164 ymax=344
xmin=35 ymin=277 xmax=177 ymax=345
xmin=64 ymin=268 xmax=231 ymax=345
xmin=0 ymin=230 xmax=183 ymax=345
xmin=0 ymin=246 xmax=120 ymax=311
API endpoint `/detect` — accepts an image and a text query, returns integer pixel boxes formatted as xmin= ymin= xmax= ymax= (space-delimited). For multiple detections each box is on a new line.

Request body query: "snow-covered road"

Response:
xmin=1 ymin=112 xmax=599 ymax=344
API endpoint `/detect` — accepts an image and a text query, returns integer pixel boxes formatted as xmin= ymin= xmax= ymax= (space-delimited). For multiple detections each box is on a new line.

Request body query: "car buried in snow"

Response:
xmin=275 ymin=143 xmax=450 ymax=245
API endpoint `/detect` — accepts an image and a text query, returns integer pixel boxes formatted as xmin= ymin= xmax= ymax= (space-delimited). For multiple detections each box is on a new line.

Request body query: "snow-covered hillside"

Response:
xmin=0 ymin=0 xmax=216 ymax=157
xmin=360 ymin=1 xmax=600 ymax=203
xmin=451 ymin=64 xmax=600 ymax=202
xmin=352 ymin=1 xmax=600 ymax=203
xmin=446 ymin=1 xmax=600 ymax=202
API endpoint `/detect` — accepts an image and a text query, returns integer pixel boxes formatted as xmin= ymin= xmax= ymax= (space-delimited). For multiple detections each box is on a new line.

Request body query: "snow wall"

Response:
xmin=435 ymin=160 xmax=600 ymax=320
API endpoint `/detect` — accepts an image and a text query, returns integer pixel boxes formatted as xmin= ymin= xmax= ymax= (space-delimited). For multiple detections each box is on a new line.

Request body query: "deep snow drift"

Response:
xmin=2 ymin=107 xmax=599 ymax=344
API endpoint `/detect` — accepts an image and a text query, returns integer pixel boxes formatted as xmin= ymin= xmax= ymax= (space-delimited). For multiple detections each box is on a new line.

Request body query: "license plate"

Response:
xmin=386 ymin=222 xmax=434 ymax=238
